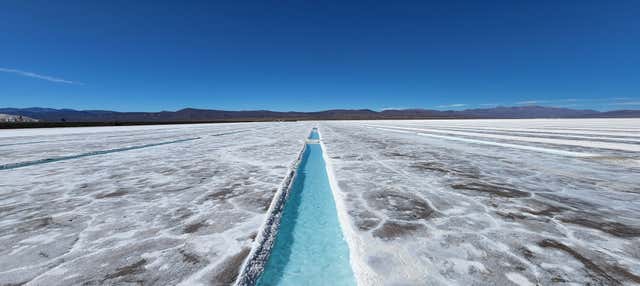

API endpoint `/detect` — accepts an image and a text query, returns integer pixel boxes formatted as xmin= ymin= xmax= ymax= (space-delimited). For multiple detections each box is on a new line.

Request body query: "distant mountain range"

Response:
xmin=0 ymin=106 xmax=639 ymax=123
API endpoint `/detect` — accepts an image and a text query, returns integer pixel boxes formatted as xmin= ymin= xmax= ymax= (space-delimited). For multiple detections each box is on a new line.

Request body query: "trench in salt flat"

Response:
xmin=256 ymin=129 xmax=355 ymax=286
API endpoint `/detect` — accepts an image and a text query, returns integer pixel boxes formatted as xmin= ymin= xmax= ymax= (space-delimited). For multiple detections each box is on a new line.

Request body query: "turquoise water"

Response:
xmin=308 ymin=128 xmax=320 ymax=140
xmin=256 ymin=140 xmax=356 ymax=286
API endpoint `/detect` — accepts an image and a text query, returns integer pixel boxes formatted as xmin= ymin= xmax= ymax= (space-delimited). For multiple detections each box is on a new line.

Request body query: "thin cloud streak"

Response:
xmin=380 ymin=107 xmax=411 ymax=111
xmin=517 ymin=100 xmax=542 ymax=105
xmin=436 ymin=103 xmax=467 ymax=108
xmin=609 ymin=101 xmax=640 ymax=106
xmin=0 ymin=67 xmax=82 ymax=85
xmin=516 ymin=98 xmax=636 ymax=106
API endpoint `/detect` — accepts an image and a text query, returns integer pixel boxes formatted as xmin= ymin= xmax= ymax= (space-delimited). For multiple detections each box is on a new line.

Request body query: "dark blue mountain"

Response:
xmin=0 ymin=106 xmax=638 ymax=122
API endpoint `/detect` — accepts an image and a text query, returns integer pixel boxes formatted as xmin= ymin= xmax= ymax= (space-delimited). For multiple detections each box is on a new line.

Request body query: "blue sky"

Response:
xmin=1 ymin=0 xmax=639 ymax=111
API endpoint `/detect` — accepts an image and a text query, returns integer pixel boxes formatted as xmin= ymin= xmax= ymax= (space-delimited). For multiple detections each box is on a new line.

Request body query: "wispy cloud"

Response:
xmin=516 ymin=100 xmax=542 ymax=105
xmin=0 ymin=67 xmax=82 ymax=85
xmin=609 ymin=101 xmax=640 ymax=106
xmin=380 ymin=107 xmax=410 ymax=111
xmin=513 ymin=97 xmax=640 ymax=110
xmin=517 ymin=98 xmax=585 ymax=105
xmin=517 ymin=97 xmax=640 ymax=106
xmin=436 ymin=103 xmax=467 ymax=108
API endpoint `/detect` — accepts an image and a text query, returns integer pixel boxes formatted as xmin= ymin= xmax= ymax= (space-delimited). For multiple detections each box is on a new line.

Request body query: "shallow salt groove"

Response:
xmin=256 ymin=129 xmax=356 ymax=286
xmin=401 ymin=125 xmax=640 ymax=143
xmin=394 ymin=118 xmax=640 ymax=131
xmin=0 ymin=136 xmax=201 ymax=170
xmin=0 ymin=124 xmax=253 ymax=165
xmin=406 ymin=125 xmax=640 ymax=138
xmin=369 ymin=126 xmax=599 ymax=157
xmin=366 ymin=124 xmax=640 ymax=152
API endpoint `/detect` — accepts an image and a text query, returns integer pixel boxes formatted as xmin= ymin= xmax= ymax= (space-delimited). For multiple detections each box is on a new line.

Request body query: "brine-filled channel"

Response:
xmin=256 ymin=129 xmax=355 ymax=286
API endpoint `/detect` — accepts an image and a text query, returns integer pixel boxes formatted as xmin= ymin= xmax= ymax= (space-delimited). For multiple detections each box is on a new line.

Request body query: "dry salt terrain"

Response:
xmin=321 ymin=119 xmax=640 ymax=286
xmin=0 ymin=122 xmax=311 ymax=285
xmin=1 ymin=119 xmax=640 ymax=286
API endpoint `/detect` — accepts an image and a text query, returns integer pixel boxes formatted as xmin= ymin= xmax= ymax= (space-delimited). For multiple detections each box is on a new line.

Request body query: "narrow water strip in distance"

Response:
xmin=211 ymin=130 xmax=250 ymax=137
xmin=0 ymin=137 xmax=200 ymax=171
xmin=407 ymin=125 xmax=640 ymax=138
xmin=0 ymin=140 xmax=51 ymax=147
xmin=308 ymin=127 xmax=320 ymax=140
xmin=400 ymin=124 xmax=640 ymax=144
xmin=0 ymin=129 xmax=244 ymax=149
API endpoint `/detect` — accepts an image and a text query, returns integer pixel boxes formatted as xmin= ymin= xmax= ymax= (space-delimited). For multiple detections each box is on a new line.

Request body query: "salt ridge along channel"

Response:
xmin=255 ymin=128 xmax=356 ymax=286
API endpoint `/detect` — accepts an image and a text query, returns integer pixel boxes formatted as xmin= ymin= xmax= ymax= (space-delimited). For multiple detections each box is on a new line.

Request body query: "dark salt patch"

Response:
xmin=356 ymin=218 xmax=382 ymax=231
xmin=522 ymin=204 xmax=567 ymax=217
xmin=203 ymin=184 xmax=245 ymax=202
xmin=179 ymin=250 xmax=201 ymax=264
xmin=372 ymin=221 xmax=425 ymax=240
xmin=365 ymin=191 xmax=435 ymax=221
xmin=2 ymin=281 xmax=28 ymax=286
xmin=17 ymin=216 xmax=53 ymax=232
xmin=559 ymin=217 xmax=640 ymax=238
xmin=495 ymin=211 xmax=528 ymax=221
xmin=243 ymin=232 xmax=258 ymax=241
xmin=204 ymin=189 xmax=234 ymax=201
xmin=538 ymin=239 xmax=640 ymax=285
xmin=537 ymin=194 xmax=599 ymax=210
xmin=159 ymin=167 xmax=177 ymax=175
xmin=96 ymin=190 xmax=128 ymax=199
xmin=213 ymin=248 xmax=250 ymax=285
xmin=183 ymin=221 xmax=207 ymax=234
xmin=175 ymin=208 xmax=193 ymax=220
xmin=551 ymin=276 xmax=568 ymax=283
xmin=235 ymin=193 xmax=273 ymax=212
xmin=524 ymin=198 xmax=635 ymax=238
xmin=410 ymin=161 xmax=450 ymax=174
xmin=104 ymin=259 xmax=147 ymax=280
xmin=410 ymin=161 xmax=480 ymax=178
xmin=450 ymin=181 xmax=529 ymax=198
xmin=349 ymin=209 xmax=382 ymax=231
xmin=383 ymin=151 xmax=417 ymax=159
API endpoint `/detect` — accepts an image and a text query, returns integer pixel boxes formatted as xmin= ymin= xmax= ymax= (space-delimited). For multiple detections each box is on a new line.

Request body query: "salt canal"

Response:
xmin=255 ymin=128 xmax=356 ymax=286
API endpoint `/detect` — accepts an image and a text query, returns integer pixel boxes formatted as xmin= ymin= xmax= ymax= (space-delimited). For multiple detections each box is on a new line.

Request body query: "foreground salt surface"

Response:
xmin=321 ymin=119 xmax=640 ymax=286
xmin=0 ymin=122 xmax=311 ymax=285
